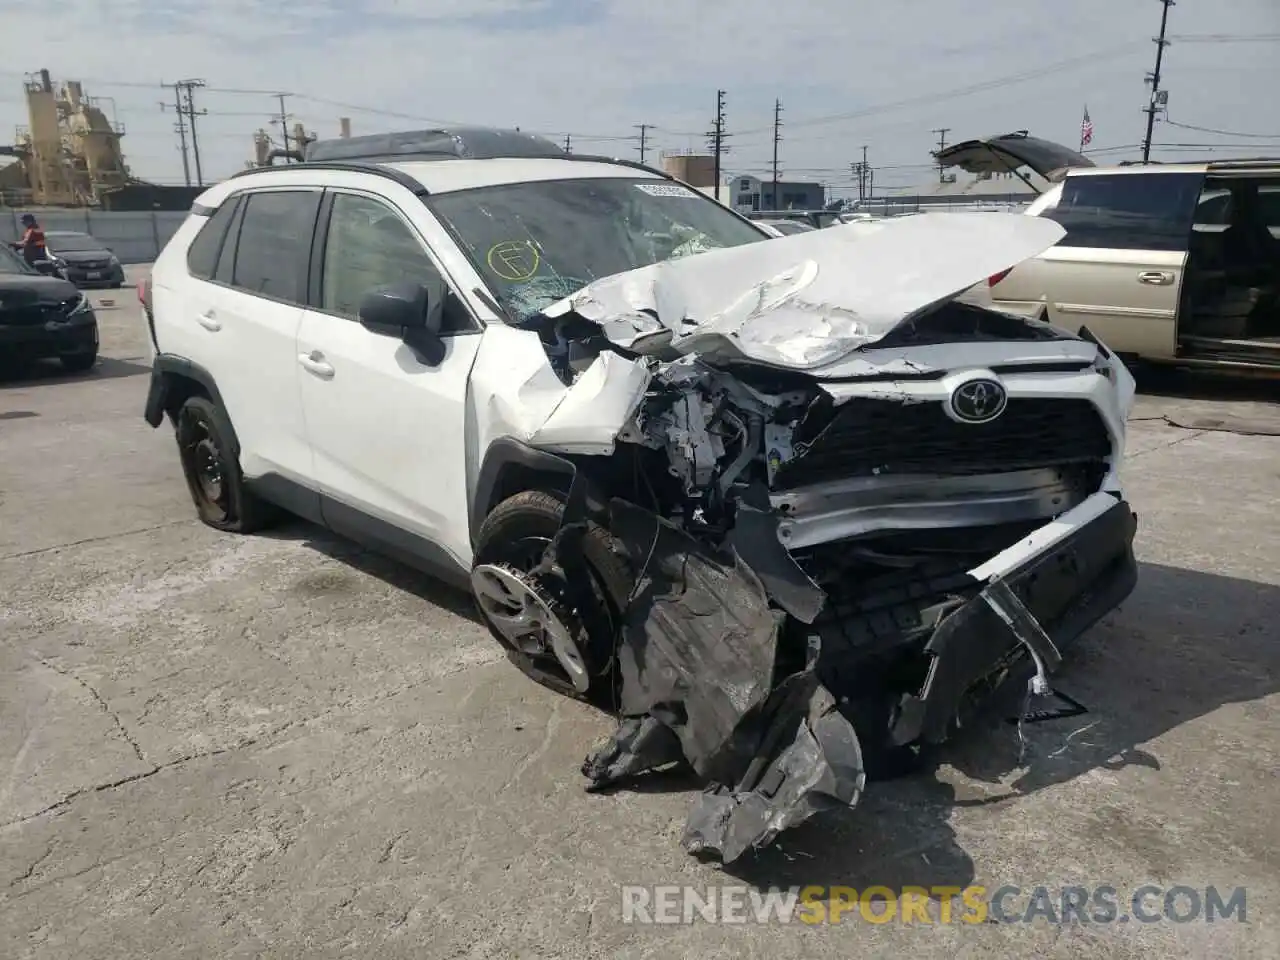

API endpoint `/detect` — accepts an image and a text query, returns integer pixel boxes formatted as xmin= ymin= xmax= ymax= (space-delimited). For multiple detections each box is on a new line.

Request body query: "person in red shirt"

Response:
xmin=9 ymin=213 xmax=47 ymax=265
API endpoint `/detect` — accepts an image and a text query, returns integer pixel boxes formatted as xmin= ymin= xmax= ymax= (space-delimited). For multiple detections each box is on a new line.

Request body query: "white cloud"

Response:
xmin=1 ymin=0 xmax=1276 ymax=195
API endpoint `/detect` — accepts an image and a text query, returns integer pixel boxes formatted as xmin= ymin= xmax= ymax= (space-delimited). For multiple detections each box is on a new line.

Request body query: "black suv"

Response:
xmin=0 ymin=244 xmax=99 ymax=373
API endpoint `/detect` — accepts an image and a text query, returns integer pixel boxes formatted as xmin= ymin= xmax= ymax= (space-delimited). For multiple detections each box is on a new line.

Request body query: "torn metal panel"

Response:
xmin=599 ymin=499 xmax=783 ymax=784
xmin=465 ymin=323 xmax=651 ymax=462
xmin=584 ymin=499 xmax=861 ymax=864
xmin=682 ymin=678 xmax=865 ymax=864
xmin=543 ymin=213 xmax=1067 ymax=371
xmin=528 ymin=350 xmax=652 ymax=455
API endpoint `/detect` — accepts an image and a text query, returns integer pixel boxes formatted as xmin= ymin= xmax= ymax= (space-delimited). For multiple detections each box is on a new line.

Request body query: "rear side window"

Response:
xmin=1043 ymin=172 xmax=1203 ymax=252
xmin=185 ymin=198 xmax=239 ymax=280
xmin=230 ymin=190 xmax=321 ymax=304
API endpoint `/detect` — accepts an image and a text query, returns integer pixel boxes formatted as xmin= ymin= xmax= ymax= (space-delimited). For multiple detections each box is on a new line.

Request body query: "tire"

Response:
xmin=60 ymin=350 xmax=98 ymax=373
xmin=472 ymin=490 xmax=632 ymax=705
xmin=174 ymin=395 xmax=277 ymax=533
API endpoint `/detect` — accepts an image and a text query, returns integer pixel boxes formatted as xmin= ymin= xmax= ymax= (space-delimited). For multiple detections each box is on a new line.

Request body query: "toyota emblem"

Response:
xmin=949 ymin=378 xmax=1008 ymax=424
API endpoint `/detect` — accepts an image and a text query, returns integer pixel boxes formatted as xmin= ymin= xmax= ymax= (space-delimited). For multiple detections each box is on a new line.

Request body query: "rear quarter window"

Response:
xmin=185 ymin=198 xmax=240 ymax=280
xmin=1044 ymin=172 xmax=1204 ymax=252
xmin=229 ymin=190 xmax=322 ymax=304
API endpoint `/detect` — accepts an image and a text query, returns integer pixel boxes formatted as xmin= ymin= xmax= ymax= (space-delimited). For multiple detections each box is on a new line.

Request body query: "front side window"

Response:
xmin=428 ymin=177 xmax=766 ymax=322
xmin=230 ymin=190 xmax=320 ymax=304
xmin=1042 ymin=172 xmax=1203 ymax=252
xmin=320 ymin=193 xmax=472 ymax=333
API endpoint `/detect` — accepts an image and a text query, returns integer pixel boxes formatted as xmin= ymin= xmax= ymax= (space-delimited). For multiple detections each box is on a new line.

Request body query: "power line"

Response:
xmin=159 ymin=84 xmax=191 ymax=187
xmin=1142 ymin=0 xmax=1176 ymax=164
xmin=932 ymin=127 xmax=950 ymax=183
xmin=1164 ymin=119 xmax=1280 ymax=139
xmin=1168 ymin=33 xmax=1280 ymax=43
xmin=770 ymin=98 xmax=783 ymax=211
xmin=706 ymin=90 xmax=728 ymax=202
xmin=634 ymin=123 xmax=651 ymax=163
xmin=176 ymin=80 xmax=208 ymax=186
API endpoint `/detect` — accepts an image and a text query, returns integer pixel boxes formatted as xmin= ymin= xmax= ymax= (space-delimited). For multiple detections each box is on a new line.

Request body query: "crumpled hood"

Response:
xmin=542 ymin=212 xmax=1066 ymax=370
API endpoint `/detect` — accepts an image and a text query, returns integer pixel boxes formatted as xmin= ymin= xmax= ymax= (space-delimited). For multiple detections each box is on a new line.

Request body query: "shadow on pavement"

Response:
xmin=1134 ymin=365 xmax=1279 ymax=405
xmin=0 ymin=356 xmax=151 ymax=388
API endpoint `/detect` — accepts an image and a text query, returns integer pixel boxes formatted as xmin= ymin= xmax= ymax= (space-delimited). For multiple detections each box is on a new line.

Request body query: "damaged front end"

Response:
xmin=467 ymin=213 xmax=1139 ymax=863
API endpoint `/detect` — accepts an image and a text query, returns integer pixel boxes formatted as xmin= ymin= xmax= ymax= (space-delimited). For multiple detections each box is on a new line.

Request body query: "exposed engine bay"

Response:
xmin=465 ymin=213 xmax=1140 ymax=863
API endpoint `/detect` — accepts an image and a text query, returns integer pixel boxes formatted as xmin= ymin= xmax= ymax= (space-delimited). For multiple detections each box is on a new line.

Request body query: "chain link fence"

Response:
xmin=0 ymin=209 xmax=189 ymax=264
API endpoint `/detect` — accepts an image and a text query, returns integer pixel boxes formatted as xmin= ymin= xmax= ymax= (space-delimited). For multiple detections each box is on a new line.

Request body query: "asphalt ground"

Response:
xmin=1 ymin=265 xmax=1277 ymax=958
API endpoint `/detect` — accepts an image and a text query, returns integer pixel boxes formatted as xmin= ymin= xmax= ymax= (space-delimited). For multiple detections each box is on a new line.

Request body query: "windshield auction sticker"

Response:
xmin=486 ymin=240 xmax=541 ymax=281
xmin=634 ymin=183 xmax=699 ymax=199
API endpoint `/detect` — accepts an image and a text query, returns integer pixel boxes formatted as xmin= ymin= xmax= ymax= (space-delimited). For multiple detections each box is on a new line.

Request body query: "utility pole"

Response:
xmin=933 ymin=127 xmax=950 ymax=183
xmin=771 ymin=98 xmax=783 ymax=212
xmin=274 ymin=93 xmax=293 ymax=160
xmin=563 ymin=133 xmax=572 ymax=154
xmin=634 ymin=123 xmax=651 ymax=164
xmin=161 ymin=85 xmax=191 ymax=187
xmin=707 ymin=89 xmax=728 ymax=202
xmin=176 ymin=80 xmax=207 ymax=186
xmin=1142 ymin=0 xmax=1175 ymax=164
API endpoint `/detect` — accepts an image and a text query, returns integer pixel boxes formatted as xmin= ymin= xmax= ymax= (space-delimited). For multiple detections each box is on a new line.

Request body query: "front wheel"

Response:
xmin=471 ymin=490 xmax=631 ymax=704
xmin=60 ymin=349 xmax=98 ymax=373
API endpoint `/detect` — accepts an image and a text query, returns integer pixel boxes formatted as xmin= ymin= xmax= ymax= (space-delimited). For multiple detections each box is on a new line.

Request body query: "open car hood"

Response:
xmin=542 ymin=212 xmax=1067 ymax=371
xmin=933 ymin=131 xmax=1095 ymax=183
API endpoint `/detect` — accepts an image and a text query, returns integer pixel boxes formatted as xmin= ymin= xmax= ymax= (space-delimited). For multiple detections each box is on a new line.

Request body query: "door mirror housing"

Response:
xmin=357 ymin=279 xmax=445 ymax=334
xmin=32 ymin=259 xmax=60 ymax=276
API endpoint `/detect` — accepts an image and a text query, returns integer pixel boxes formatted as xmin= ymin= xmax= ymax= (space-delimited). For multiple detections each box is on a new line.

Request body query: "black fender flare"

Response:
xmin=144 ymin=354 xmax=239 ymax=456
xmin=469 ymin=437 xmax=577 ymax=548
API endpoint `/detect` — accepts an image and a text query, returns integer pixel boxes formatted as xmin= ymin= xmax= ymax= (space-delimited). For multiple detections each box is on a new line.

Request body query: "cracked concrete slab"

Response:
xmin=1 ymin=289 xmax=1277 ymax=958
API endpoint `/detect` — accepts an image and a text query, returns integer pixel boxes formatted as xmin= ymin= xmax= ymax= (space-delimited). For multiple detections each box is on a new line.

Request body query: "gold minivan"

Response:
xmin=937 ymin=134 xmax=1280 ymax=374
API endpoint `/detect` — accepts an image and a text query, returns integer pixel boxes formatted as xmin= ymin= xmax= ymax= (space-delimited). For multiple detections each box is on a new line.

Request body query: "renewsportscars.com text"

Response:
xmin=621 ymin=884 xmax=1248 ymax=925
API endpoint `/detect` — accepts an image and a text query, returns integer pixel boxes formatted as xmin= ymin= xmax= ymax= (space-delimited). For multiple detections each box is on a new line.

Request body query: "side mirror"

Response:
xmin=357 ymin=280 xmax=445 ymax=334
xmin=32 ymin=259 xmax=59 ymax=276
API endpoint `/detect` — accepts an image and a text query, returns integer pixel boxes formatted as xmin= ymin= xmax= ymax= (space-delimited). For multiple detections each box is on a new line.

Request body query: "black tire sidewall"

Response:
xmin=473 ymin=490 xmax=633 ymax=703
xmin=175 ymin=396 xmax=256 ymax=532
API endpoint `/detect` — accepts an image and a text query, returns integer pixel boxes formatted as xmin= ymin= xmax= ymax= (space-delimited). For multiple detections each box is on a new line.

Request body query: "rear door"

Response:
xmin=197 ymin=188 xmax=321 ymax=486
xmin=993 ymin=171 xmax=1204 ymax=358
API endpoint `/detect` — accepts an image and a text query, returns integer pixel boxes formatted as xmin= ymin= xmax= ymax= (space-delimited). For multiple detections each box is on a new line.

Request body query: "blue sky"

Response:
xmin=1 ymin=0 xmax=1277 ymax=197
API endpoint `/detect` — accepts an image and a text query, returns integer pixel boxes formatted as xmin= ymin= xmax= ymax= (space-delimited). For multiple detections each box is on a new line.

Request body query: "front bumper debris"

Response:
xmin=889 ymin=496 xmax=1137 ymax=748
xmin=578 ymin=492 xmax=1137 ymax=863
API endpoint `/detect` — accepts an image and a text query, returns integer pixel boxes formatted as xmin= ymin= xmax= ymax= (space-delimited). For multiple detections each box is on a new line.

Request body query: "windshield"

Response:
xmin=47 ymin=233 xmax=103 ymax=251
xmin=768 ymin=220 xmax=815 ymax=235
xmin=0 ymin=245 xmax=34 ymax=275
xmin=427 ymin=177 xmax=767 ymax=322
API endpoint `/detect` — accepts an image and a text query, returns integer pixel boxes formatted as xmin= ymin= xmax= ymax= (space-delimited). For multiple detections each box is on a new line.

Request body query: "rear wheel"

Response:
xmin=175 ymin=395 xmax=276 ymax=533
xmin=471 ymin=490 xmax=631 ymax=704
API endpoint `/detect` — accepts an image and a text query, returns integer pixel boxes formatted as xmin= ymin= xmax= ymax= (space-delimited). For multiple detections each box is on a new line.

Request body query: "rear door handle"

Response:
xmin=298 ymin=351 xmax=335 ymax=379
xmin=196 ymin=311 xmax=221 ymax=331
xmin=1137 ymin=271 xmax=1173 ymax=286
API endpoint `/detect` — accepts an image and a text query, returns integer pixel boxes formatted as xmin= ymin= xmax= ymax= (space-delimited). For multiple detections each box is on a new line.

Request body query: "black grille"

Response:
xmin=772 ymin=398 xmax=1112 ymax=490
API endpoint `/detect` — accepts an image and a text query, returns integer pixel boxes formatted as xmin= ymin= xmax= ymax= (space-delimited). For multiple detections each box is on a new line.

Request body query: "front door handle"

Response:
xmin=298 ymin=351 xmax=335 ymax=379
xmin=196 ymin=311 xmax=221 ymax=331
xmin=1137 ymin=271 xmax=1173 ymax=286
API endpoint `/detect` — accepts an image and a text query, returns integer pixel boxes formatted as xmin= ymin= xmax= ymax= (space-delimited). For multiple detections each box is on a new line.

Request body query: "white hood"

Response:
xmin=542 ymin=212 xmax=1067 ymax=370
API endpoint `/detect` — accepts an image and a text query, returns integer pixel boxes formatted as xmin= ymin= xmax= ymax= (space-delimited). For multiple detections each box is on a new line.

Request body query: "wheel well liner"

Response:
xmin=470 ymin=437 xmax=576 ymax=547
xmin=145 ymin=355 xmax=238 ymax=456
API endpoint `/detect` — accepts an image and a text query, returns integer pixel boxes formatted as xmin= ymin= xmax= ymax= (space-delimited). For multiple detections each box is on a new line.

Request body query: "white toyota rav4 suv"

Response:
xmin=143 ymin=127 xmax=1139 ymax=861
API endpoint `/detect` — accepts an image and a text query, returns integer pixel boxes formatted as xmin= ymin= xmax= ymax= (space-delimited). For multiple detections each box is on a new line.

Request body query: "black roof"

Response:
xmin=305 ymin=126 xmax=568 ymax=163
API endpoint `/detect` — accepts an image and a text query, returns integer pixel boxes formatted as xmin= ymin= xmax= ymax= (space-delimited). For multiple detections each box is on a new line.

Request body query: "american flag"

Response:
xmin=1080 ymin=106 xmax=1094 ymax=148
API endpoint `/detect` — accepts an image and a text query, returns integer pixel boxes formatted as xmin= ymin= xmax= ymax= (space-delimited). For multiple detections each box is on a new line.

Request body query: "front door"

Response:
xmin=295 ymin=189 xmax=483 ymax=571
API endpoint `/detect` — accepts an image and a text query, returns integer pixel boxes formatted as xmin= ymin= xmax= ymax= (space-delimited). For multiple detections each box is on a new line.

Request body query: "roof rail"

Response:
xmin=229 ymin=160 xmax=429 ymax=195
